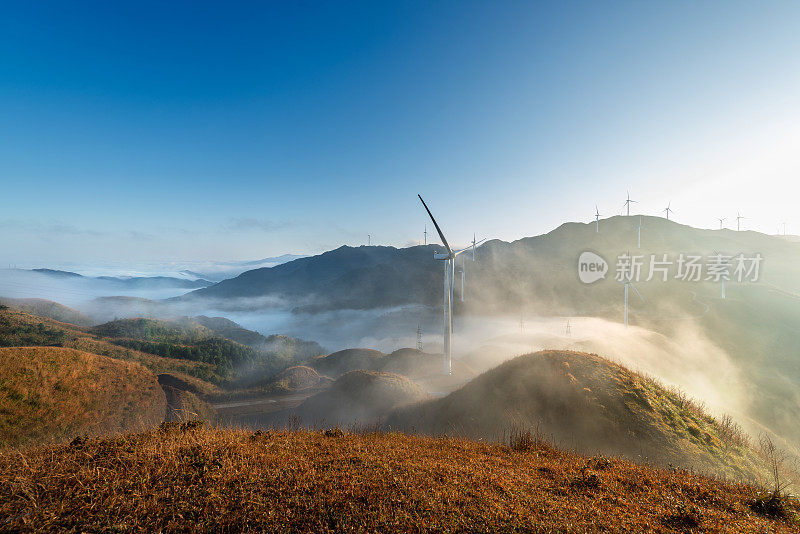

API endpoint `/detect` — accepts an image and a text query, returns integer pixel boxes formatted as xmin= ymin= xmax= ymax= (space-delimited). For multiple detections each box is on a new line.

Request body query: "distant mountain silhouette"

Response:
xmin=29 ymin=268 xmax=212 ymax=289
xmin=183 ymin=245 xmax=443 ymax=310
xmin=183 ymin=216 xmax=800 ymax=315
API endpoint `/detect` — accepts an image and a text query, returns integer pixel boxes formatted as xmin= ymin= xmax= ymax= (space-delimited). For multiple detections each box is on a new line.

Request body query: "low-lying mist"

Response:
xmin=0 ymin=269 xmax=203 ymax=307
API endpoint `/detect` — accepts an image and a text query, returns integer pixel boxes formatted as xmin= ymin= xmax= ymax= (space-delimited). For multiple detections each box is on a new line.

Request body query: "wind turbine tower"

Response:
xmin=663 ymin=202 xmax=674 ymax=221
xmin=595 ymin=206 xmax=601 ymax=232
xmin=736 ymin=213 xmax=745 ymax=231
xmin=368 ymin=234 xmax=371 ymax=246
xmin=619 ymin=263 xmax=645 ymax=328
xmin=565 ymin=320 xmax=572 ymax=337
xmin=471 ymin=233 xmax=478 ymax=261
xmin=624 ymin=191 xmax=637 ymax=216
xmin=713 ymin=251 xmax=729 ymax=299
xmin=717 ymin=217 xmax=726 ymax=230
xmin=418 ymin=194 xmax=485 ymax=375
xmin=638 ymin=216 xmax=643 ymax=248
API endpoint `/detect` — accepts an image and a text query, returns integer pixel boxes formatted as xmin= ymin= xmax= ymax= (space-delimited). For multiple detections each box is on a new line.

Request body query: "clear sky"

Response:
xmin=2 ymin=1 xmax=800 ymax=266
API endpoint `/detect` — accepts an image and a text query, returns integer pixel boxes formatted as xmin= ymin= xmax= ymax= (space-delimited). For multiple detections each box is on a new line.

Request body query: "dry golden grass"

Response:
xmin=162 ymin=387 xmax=217 ymax=423
xmin=389 ymin=350 xmax=768 ymax=482
xmin=0 ymin=424 xmax=797 ymax=532
xmin=0 ymin=347 xmax=166 ymax=447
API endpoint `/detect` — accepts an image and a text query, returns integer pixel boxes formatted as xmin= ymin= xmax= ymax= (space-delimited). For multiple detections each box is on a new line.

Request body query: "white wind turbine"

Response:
xmin=712 ymin=251 xmax=730 ymax=299
xmin=595 ymin=206 xmax=601 ymax=232
xmin=619 ymin=257 xmax=645 ymax=328
xmin=624 ymin=191 xmax=636 ymax=216
xmin=717 ymin=217 xmax=726 ymax=230
xmin=418 ymin=194 xmax=485 ymax=375
xmin=663 ymin=202 xmax=675 ymax=221
xmin=736 ymin=212 xmax=746 ymax=231
xmin=459 ymin=267 xmax=465 ymax=302
xmin=637 ymin=215 xmax=644 ymax=248
xmin=460 ymin=233 xmax=482 ymax=302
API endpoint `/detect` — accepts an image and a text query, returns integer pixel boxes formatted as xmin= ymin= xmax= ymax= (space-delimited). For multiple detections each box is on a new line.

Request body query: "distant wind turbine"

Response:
xmin=713 ymin=251 xmax=729 ymax=300
xmin=594 ymin=206 xmax=601 ymax=232
xmin=736 ymin=213 xmax=745 ymax=231
xmin=637 ymin=216 xmax=644 ymax=248
xmin=418 ymin=194 xmax=485 ymax=375
xmin=663 ymin=202 xmax=675 ymax=221
xmin=424 ymin=225 xmax=427 ymax=245
xmin=782 ymin=222 xmax=788 ymax=236
xmin=619 ymin=264 xmax=645 ymax=328
xmin=624 ymin=191 xmax=637 ymax=216
xmin=368 ymin=234 xmax=371 ymax=246
xmin=565 ymin=319 xmax=572 ymax=337
xmin=717 ymin=217 xmax=726 ymax=230
xmin=459 ymin=267 xmax=465 ymax=303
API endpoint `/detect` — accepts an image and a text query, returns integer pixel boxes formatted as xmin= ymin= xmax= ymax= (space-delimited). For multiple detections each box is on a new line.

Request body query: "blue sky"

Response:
xmin=2 ymin=1 xmax=800 ymax=266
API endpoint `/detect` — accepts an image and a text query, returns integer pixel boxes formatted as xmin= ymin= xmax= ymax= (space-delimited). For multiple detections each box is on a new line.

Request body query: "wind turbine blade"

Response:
xmin=418 ymin=194 xmax=451 ymax=255
xmin=629 ymin=283 xmax=645 ymax=303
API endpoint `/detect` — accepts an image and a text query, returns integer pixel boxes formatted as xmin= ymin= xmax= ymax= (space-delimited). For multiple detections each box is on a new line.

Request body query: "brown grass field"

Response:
xmin=389 ymin=350 xmax=769 ymax=483
xmin=0 ymin=347 xmax=166 ymax=447
xmin=0 ymin=424 xmax=798 ymax=532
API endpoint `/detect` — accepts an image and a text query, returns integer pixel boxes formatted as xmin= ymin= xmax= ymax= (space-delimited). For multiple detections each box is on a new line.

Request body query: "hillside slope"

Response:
xmin=0 ymin=425 xmax=796 ymax=532
xmin=91 ymin=317 xmax=323 ymax=383
xmin=388 ymin=350 xmax=766 ymax=481
xmin=0 ymin=297 xmax=93 ymax=326
xmin=0 ymin=347 xmax=166 ymax=447
xmin=183 ymin=244 xmax=442 ymax=309
xmin=288 ymin=370 xmax=430 ymax=426
xmin=0 ymin=307 xmax=220 ymax=382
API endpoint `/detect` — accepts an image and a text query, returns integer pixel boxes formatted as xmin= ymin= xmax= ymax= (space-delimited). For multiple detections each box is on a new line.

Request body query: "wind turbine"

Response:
xmin=637 ymin=215 xmax=644 ymax=248
xmin=782 ymin=222 xmax=788 ymax=236
xmin=619 ymin=267 xmax=645 ymax=328
xmin=471 ymin=233 xmax=479 ymax=261
xmin=594 ymin=206 xmax=601 ymax=232
xmin=624 ymin=191 xmax=637 ymax=216
xmin=663 ymin=202 xmax=674 ymax=221
xmin=713 ymin=251 xmax=729 ymax=299
xmin=717 ymin=217 xmax=726 ymax=230
xmin=424 ymin=225 xmax=427 ymax=245
xmin=418 ymin=194 xmax=485 ymax=375
xmin=459 ymin=267 xmax=465 ymax=302
xmin=736 ymin=213 xmax=745 ymax=231
xmin=565 ymin=319 xmax=572 ymax=336
xmin=368 ymin=234 xmax=371 ymax=246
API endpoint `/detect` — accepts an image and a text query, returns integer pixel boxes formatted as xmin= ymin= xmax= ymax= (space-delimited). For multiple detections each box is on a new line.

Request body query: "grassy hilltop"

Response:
xmin=0 ymin=347 xmax=165 ymax=447
xmin=388 ymin=350 xmax=765 ymax=482
xmin=0 ymin=424 xmax=797 ymax=533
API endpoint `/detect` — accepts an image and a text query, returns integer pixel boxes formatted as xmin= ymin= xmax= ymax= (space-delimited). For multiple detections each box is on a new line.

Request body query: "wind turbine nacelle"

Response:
xmin=433 ymin=253 xmax=450 ymax=260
